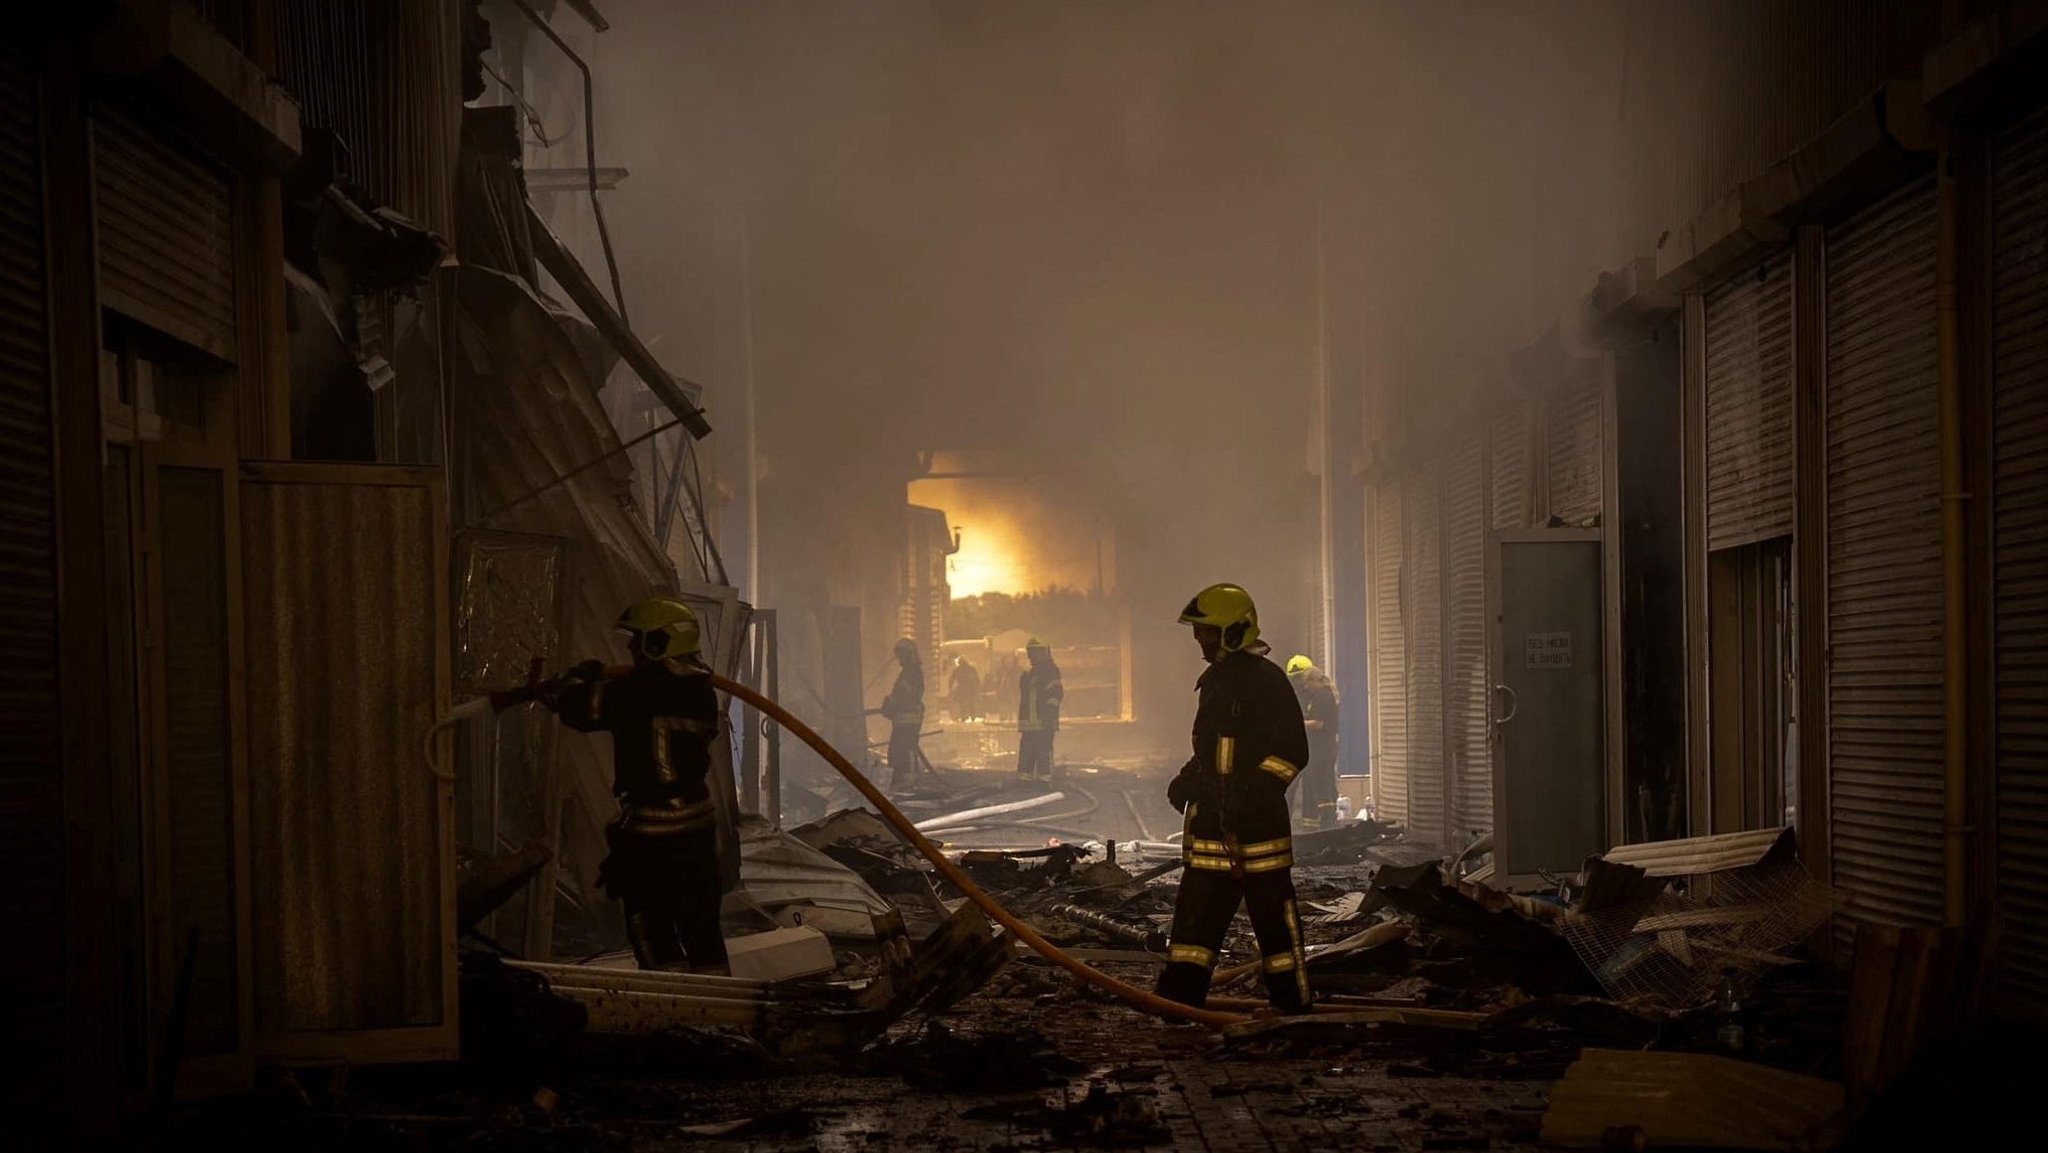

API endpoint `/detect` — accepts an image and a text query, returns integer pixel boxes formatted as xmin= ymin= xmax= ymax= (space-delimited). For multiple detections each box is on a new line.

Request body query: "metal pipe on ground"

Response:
xmin=914 ymin=792 xmax=1066 ymax=831
xmin=506 ymin=959 xmax=774 ymax=999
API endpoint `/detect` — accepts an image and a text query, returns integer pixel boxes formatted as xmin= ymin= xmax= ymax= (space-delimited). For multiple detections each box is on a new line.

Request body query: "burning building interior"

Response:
xmin=5 ymin=0 xmax=2048 ymax=1149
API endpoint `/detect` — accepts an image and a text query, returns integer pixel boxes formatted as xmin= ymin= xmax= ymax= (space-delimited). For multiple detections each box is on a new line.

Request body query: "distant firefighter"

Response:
xmin=1285 ymin=655 xmax=1341 ymax=828
xmin=949 ymin=654 xmax=984 ymax=721
xmin=1015 ymin=638 xmax=1064 ymax=783
xmin=870 ymin=638 xmax=926 ymax=791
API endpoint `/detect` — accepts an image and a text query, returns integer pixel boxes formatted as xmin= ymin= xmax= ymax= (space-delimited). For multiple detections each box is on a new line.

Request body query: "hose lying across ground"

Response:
xmin=706 ymin=673 xmax=1251 ymax=1028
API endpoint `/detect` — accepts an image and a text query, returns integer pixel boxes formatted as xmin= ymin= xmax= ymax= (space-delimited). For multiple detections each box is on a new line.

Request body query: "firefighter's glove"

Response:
xmin=1167 ymin=762 xmax=1212 ymax=814
xmin=569 ymin=659 xmax=607 ymax=683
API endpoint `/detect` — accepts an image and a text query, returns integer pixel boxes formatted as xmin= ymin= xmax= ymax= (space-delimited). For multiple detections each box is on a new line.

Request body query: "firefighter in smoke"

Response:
xmin=1285 ymin=655 xmax=1342 ymax=829
xmin=949 ymin=653 xmax=984 ymax=721
xmin=871 ymin=638 xmax=927 ymax=791
xmin=1158 ymin=584 xmax=1313 ymax=1015
xmin=1015 ymin=638 xmax=1064 ymax=783
xmin=543 ymin=597 xmax=729 ymax=974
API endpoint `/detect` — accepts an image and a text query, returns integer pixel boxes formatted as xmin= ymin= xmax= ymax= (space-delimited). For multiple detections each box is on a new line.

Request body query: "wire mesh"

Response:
xmin=1560 ymin=854 xmax=1833 ymax=1008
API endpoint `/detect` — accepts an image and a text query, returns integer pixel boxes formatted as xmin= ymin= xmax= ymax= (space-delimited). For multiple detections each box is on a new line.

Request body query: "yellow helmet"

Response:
xmin=617 ymin=596 xmax=702 ymax=660
xmin=1286 ymin=654 xmax=1314 ymax=677
xmin=1178 ymin=583 xmax=1260 ymax=653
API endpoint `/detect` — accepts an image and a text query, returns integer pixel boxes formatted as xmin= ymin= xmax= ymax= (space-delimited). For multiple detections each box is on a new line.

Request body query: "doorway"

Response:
xmin=1706 ymin=537 xmax=1797 ymax=833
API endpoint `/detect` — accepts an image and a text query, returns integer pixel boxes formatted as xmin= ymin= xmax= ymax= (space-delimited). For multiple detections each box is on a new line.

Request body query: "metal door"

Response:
xmin=1488 ymin=529 xmax=1605 ymax=881
xmin=241 ymin=463 xmax=454 ymax=1064
xmin=1406 ymin=461 xmax=1447 ymax=848
xmin=1368 ymin=481 xmax=1408 ymax=824
xmin=1992 ymin=106 xmax=2048 ymax=1019
xmin=1823 ymin=177 xmax=1942 ymax=935
xmin=1444 ymin=433 xmax=1492 ymax=845
xmin=135 ymin=441 xmax=254 ymax=1096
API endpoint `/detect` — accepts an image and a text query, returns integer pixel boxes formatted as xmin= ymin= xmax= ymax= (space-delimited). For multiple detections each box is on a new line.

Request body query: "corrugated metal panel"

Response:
xmin=1992 ymin=108 xmax=2048 ymax=1017
xmin=158 ymin=467 xmax=240 ymax=1055
xmin=1406 ymin=461 xmax=1446 ymax=848
xmin=243 ymin=469 xmax=452 ymax=1045
xmin=1370 ymin=481 xmax=1408 ymax=825
xmin=1546 ymin=373 xmax=1603 ymax=525
xmin=1601 ymin=825 xmax=1794 ymax=877
xmin=1824 ymin=177 xmax=1943 ymax=932
xmin=1443 ymin=432 xmax=1491 ymax=843
xmin=1704 ymin=253 xmax=1796 ymax=550
xmin=91 ymin=109 xmax=236 ymax=360
xmin=1489 ymin=402 xmax=1529 ymax=532
xmin=273 ymin=0 xmax=460 ymax=236
xmin=0 ymin=53 xmax=65 ymax=1106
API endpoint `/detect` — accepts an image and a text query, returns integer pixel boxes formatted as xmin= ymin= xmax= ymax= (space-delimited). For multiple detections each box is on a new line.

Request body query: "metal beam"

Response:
xmin=563 ymin=0 xmax=610 ymax=32
xmin=526 ymin=165 xmax=628 ymax=193
xmin=525 ymin=199 xmax=712 ymax=438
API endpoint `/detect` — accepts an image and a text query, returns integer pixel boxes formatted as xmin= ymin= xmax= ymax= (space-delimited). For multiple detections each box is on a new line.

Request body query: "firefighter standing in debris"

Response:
xmin=1015 ymin=638 xmax=1063 ymax=783
xmin=949 ymin=653 xmax=984 ymax=721
xmin=1286 ymin=655 xmax=1342 ymax=829
xmin=543 ymin=597 xmax=729 ymax=974
xmin=872 ymin=638 xmax=927 ymax=791
xmin=1159 ymin=584 xmax=1313 ymax=1015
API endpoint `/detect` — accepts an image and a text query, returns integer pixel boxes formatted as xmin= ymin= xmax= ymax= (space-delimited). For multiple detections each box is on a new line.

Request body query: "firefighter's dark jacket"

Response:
xmin=1018 ymin=659 xmax=1064 ymax=732
xmin=1178 ymin=649 xmax=1310 ymax=863
xmin=557 ymin=660 xmax=720 ymax=828
xmin=1300 ymin=677 xmax=1339 ymax=740
xmin=882 ymin=662 xmax=926 ymax=727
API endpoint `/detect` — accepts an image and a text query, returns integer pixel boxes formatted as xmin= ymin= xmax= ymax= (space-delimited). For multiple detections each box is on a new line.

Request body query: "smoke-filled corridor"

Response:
xmin=5 ymin=1 xmax=2045 ymax=1147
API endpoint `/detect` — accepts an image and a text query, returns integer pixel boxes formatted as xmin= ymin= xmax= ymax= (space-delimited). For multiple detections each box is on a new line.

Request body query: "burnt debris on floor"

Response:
xmin=156 ymin=794 xmax=1958 ymax=1151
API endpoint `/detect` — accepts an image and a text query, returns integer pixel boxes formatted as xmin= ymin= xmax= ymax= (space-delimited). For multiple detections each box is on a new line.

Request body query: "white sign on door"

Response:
xmin=1524 ymin=632 xmax=1573 ymax=669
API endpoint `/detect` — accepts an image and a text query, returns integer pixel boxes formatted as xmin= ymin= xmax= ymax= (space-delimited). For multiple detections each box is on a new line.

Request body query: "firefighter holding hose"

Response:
xmin=1159 ymin=583 xmax=1314 ymax=1015
xmin=536 ymin=597 xmax=729 ymax=974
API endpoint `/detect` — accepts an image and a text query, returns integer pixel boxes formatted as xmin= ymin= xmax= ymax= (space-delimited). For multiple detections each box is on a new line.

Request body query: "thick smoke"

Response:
xmin=577 ymin=0 xmax=1633 ymax=747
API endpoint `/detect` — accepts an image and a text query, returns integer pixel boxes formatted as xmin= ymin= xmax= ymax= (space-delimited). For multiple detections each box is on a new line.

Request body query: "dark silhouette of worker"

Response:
xmin=1159 ymin=583 xmax=1313 ymax=1015
xmin=1286 ymin=655 xmax=1342 ymax=828
xmin=872 ymin=638 xmax=926 ymax=791
xmin=1015 ymin=638 xmax=1063 ymax=783
xmin=949 ymin=654 xmax=984 ymax=721
xmin=546 ymin=597 xmax=729 ymax=973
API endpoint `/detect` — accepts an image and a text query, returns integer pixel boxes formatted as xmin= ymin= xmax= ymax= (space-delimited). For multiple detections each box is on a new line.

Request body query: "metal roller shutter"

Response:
xmin=91 ymin=108 xmax=237 ymax=361
xmin=1824 ymin=177 xmax=1943 ymax=932
xmin=1406 ymin=461 xmax=1447 ymax=848
xmin=1992 ymin=108 xmax=2048 ymax=1018
xmin=1490 ymin=403 xmax=1529 ymax=532
xmin=1546 ymin=373 xmax=1603 ymax=524
xmin=1370 ymin=481 xmax=1408 ymax=826
xmin=0 ymin=54 xmax=64 ymax=1108
xmin=1443 ymin=432 xmax=1491 ymax=843
xmin=1705 ymin=253 xmax=1796 ymax=550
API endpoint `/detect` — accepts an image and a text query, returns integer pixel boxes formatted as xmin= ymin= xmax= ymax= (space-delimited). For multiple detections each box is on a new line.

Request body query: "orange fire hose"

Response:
xmin=701 ymin=672 xmax=1251 ymax=1028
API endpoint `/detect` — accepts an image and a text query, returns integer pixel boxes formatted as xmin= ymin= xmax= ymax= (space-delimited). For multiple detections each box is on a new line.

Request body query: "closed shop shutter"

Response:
xmin=1824 ymin=177 xmax=1943 ymax=932
xmin=1704 ymin=253 xmax=1796 ymax=550
xmin=91 ymin=108 xmax=237 ymax=361
xmin=0 ymin=55 xmax=65 ymax=1106
xmin=1443 ymin=433 xmax=1491 ymax=843
xmin=1406 ymin=461 xmax=1447 ymax=847
xmin=1991 ymin=107 xmax=2048 ymax=1018
xmin=1546 ymin=372 xmax=1603 ymax=524
xmin=1490 ymin=402 xmax=1530 ymax=531
xmin=1370 ymin=481 xmax=1408 ymax=825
